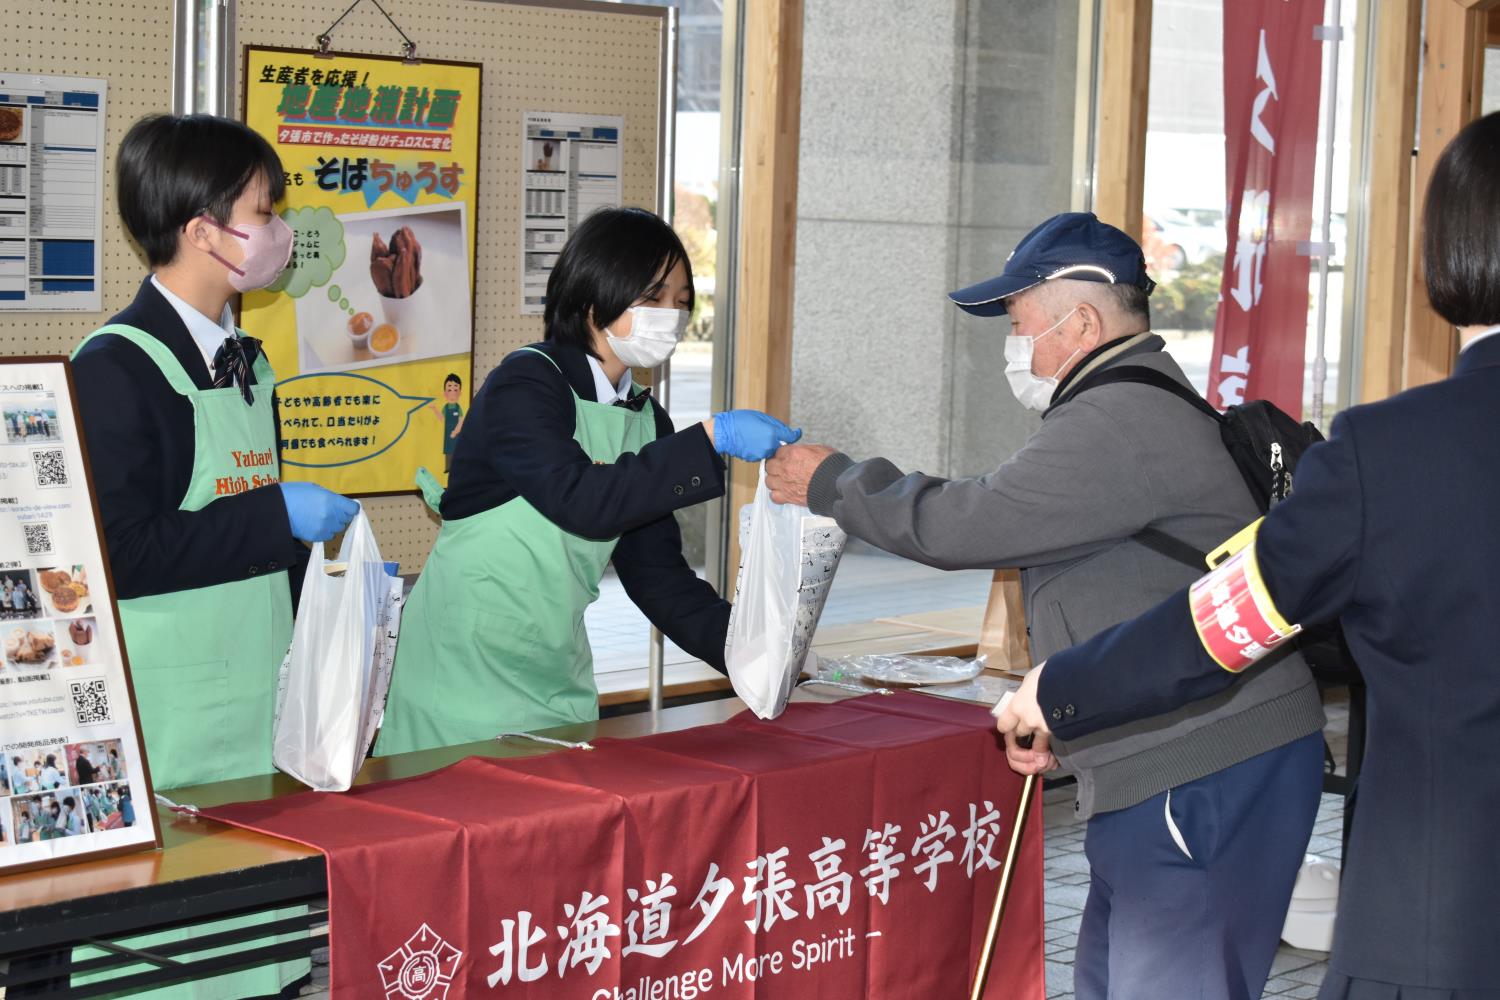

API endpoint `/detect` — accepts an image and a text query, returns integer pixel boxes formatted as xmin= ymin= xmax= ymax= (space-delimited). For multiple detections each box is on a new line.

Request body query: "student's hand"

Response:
xmin=704 ymin=410 xmax=802 ymax=462
xmin=279 ymin=483 xmax=359 ymax=543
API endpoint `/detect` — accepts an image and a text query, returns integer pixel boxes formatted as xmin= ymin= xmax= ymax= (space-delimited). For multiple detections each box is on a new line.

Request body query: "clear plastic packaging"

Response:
xmin=813 ymin=652 xmax=986 ymax=688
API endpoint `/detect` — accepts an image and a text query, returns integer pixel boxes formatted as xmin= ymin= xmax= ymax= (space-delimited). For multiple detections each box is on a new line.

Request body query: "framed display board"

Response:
xmin=0 ymin=357 xmax=159 ymax=875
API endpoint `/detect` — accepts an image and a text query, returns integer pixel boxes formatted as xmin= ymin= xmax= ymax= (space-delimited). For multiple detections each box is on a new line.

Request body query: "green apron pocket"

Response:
xmin=434 ymin=604 xmax=591 ymax=734
xmin=131 ymin=658 xmax=232 ymax=789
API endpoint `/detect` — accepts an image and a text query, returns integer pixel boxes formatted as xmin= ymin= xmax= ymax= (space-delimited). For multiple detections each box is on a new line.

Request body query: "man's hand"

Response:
xmin=765 ymin=443 xmax=837 ymax=506
xmin=993 ymin=664 xmax=1055 ymax=775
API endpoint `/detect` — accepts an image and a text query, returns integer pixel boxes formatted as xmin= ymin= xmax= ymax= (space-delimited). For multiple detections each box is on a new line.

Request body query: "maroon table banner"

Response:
xmin=201 ymin=692 xmax=1045 ymax=999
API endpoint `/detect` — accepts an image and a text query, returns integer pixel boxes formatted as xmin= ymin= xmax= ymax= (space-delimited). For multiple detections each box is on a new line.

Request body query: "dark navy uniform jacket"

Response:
xmin=71 ymin=278 xmax=306 ymax=601
xmin=1038 ymin=333 xmax=1500 ymax=989
xmin=442 ymin=340 xmax=730 ymax=672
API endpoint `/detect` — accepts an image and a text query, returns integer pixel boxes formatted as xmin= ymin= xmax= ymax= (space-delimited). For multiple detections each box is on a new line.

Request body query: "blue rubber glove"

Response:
xmin=711 ymin=410 xmax=802 ymax=462
xmin=279 ymin=482 xmax=360 ymax=543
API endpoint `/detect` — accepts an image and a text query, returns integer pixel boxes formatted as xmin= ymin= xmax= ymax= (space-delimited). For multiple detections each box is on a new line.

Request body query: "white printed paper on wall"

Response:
xmin=520 ymin=111 xmax=624 ymax=315
xmin=0 ymin=74 xmax=107 ymax=313
xmin=0 ymin=360 xmax=158 ymax=873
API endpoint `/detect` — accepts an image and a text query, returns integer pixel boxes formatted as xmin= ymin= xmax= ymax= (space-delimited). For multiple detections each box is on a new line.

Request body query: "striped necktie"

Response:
xmin=211 ymin=335 xmax=263 ymax=405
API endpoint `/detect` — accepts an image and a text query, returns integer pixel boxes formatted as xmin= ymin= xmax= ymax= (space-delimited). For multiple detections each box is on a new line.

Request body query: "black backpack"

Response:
xmin=1067 ymin=364 xmax=1358 ymax=684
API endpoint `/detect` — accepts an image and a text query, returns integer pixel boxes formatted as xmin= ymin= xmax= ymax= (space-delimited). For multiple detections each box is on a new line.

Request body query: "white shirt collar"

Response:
xmin=585 ymin=355 xmax=633 ymax=404
xmin=1459 ymin=325 xmax=1500 ymax=355
xmin=150 ymin=275 xmax=236 ymax=373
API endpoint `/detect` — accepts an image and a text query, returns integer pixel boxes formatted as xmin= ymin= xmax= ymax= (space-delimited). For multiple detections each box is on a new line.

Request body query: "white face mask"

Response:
xmin=605 ymin=306 xmax=689 ymax=368
xmin=1004 ymin=306 xmax=1082 ymax=411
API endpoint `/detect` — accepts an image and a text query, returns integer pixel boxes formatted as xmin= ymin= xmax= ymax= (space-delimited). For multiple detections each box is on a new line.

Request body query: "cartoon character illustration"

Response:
xmin=427 ymin=373 xmax=465 ymax=473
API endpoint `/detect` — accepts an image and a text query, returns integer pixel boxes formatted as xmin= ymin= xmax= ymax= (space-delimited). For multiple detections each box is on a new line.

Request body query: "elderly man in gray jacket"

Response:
xmin=766 ymin=212 xmax=1324 ymax=1000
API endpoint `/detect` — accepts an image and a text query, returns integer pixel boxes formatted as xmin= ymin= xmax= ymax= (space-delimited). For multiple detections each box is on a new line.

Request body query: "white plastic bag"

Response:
xmin=724 ymin=466 xmax=847 ymax=719
xmin=273 ymin=509 xmax=405 ymax=791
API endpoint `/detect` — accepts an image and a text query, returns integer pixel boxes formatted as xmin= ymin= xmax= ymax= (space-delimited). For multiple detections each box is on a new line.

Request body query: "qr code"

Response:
xmin=70 ymin=678 xmax=112 ymax=726
xmin=32 ymin=448 xmax=68 ymax=489
xmin=22 ymin=522 xmax=52 ymax=555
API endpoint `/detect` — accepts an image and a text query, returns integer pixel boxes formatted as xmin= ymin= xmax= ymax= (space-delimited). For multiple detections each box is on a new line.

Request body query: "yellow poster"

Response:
xmin=240 ymin=46 xmax=481 ymax=496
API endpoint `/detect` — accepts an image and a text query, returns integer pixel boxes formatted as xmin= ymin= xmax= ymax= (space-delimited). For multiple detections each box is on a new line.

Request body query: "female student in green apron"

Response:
xmin=380 ymin=207 xmax=799 ymax=755
xmin=68 ymin=114 xmax=359 ymax=999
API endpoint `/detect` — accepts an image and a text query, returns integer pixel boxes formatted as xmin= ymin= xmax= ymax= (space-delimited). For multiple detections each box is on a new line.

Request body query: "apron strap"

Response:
xmin=415 ymin=465 xmax=445 ymax=514
xmin=515 ymin=345 xmax=563 ymax=373
xmin=515 ymin=346 xmax=650 ymax=409
xmin=73 ymin=324 xmax=201 ymax=397
xmin=244 ymin=334 xmax=276 ymax=388
xmin=514 ymin=346 xmax=580 ymax=399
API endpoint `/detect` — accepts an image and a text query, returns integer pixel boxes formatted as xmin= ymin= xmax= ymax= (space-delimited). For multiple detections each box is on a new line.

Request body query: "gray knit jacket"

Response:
xmin=805 ymin=334 xmax=1325 ymax=819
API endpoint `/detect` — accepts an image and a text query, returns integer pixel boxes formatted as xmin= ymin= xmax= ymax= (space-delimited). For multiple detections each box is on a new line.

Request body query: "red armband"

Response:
xmin=1188 ymin=520 xmax=1301 ymax=673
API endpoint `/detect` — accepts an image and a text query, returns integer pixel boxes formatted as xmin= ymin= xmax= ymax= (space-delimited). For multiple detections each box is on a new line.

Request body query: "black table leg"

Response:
xmin=6 ymin=948 xmax=70 ymax=997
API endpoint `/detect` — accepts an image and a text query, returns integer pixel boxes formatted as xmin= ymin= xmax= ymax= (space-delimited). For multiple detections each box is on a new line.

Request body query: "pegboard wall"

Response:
xmin=5 ymin=0 xmax=666 ymax=575
xmin=235 ymin=0 xmax=667 ymax=570
xmin=4 ymin=0 xmax=174 ymax=355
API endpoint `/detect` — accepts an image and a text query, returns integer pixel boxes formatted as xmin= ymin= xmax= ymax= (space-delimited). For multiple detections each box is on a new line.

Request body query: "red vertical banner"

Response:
xmin=1211 ymin=1 xmax=1326 ymax=417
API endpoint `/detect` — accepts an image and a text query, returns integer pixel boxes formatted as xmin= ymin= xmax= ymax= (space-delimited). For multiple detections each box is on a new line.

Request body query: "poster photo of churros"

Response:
xmin=293 ymin=204 xmax=471 ymax=375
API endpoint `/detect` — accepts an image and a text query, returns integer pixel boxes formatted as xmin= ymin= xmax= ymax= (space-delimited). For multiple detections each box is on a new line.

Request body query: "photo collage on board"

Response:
xmin=0 ymin=387 xmax=136 ymax=853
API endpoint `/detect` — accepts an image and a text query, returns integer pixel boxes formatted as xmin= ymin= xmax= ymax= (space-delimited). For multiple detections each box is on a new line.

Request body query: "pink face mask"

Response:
xmin=202 ymin=214 xmax=294 ymax=292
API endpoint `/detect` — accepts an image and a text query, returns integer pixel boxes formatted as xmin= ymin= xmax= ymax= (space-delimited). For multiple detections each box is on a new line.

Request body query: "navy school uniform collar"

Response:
xmin=533 ymin=340 xmax=653 ymax=409
xmin=101 ymin=277 xmax=220 ymax=391
xmin=1456 ymin=327 xmax=1500 ymax=376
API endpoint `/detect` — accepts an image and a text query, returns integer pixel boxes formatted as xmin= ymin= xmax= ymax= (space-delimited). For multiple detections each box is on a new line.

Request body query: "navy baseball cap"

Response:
xmin=949 ymin=212 xmax=1157 ymax=317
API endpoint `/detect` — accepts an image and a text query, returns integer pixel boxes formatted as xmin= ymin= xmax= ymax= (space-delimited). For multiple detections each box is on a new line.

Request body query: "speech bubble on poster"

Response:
xmin=274 ymin=372 xmax=432 ymax=468
xmin=268 ymin=205 xmax=348 ymax=299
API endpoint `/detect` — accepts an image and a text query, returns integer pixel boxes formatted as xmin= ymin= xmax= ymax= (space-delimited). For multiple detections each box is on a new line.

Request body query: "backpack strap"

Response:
xmin=1133 ymin=527 xmax=1209 ymax=571
xmin=1061 ymin=364 xmax=1224 ymax=423
xmin=1062 ymin=363 xmax=1224 ymax=571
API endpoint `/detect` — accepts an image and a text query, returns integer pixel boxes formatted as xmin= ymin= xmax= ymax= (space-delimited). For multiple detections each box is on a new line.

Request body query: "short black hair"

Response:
xmin=543 ymin=207 xmax=694 ymax=358
xmin=1423 ymin=110 xmax=1500 ymax=328
xmin=444 ymin=373 xmax=461 ymax=387
xmin=117 ymin=114 xmax=287 ymax=268
xmin=1107 ymin=284 xmax=1151 ymax=328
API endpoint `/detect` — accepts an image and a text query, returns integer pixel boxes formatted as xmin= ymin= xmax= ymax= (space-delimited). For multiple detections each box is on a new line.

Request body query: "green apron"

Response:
xmin=71 ymin=324 xmax=305 ymax=998
xmin=379 ymin=347 xmax=657 ymax=755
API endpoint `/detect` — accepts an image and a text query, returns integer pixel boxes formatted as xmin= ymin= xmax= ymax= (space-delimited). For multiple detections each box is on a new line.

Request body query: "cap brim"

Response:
xmin=947 ymin=274 xmax=1041 ymax=317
